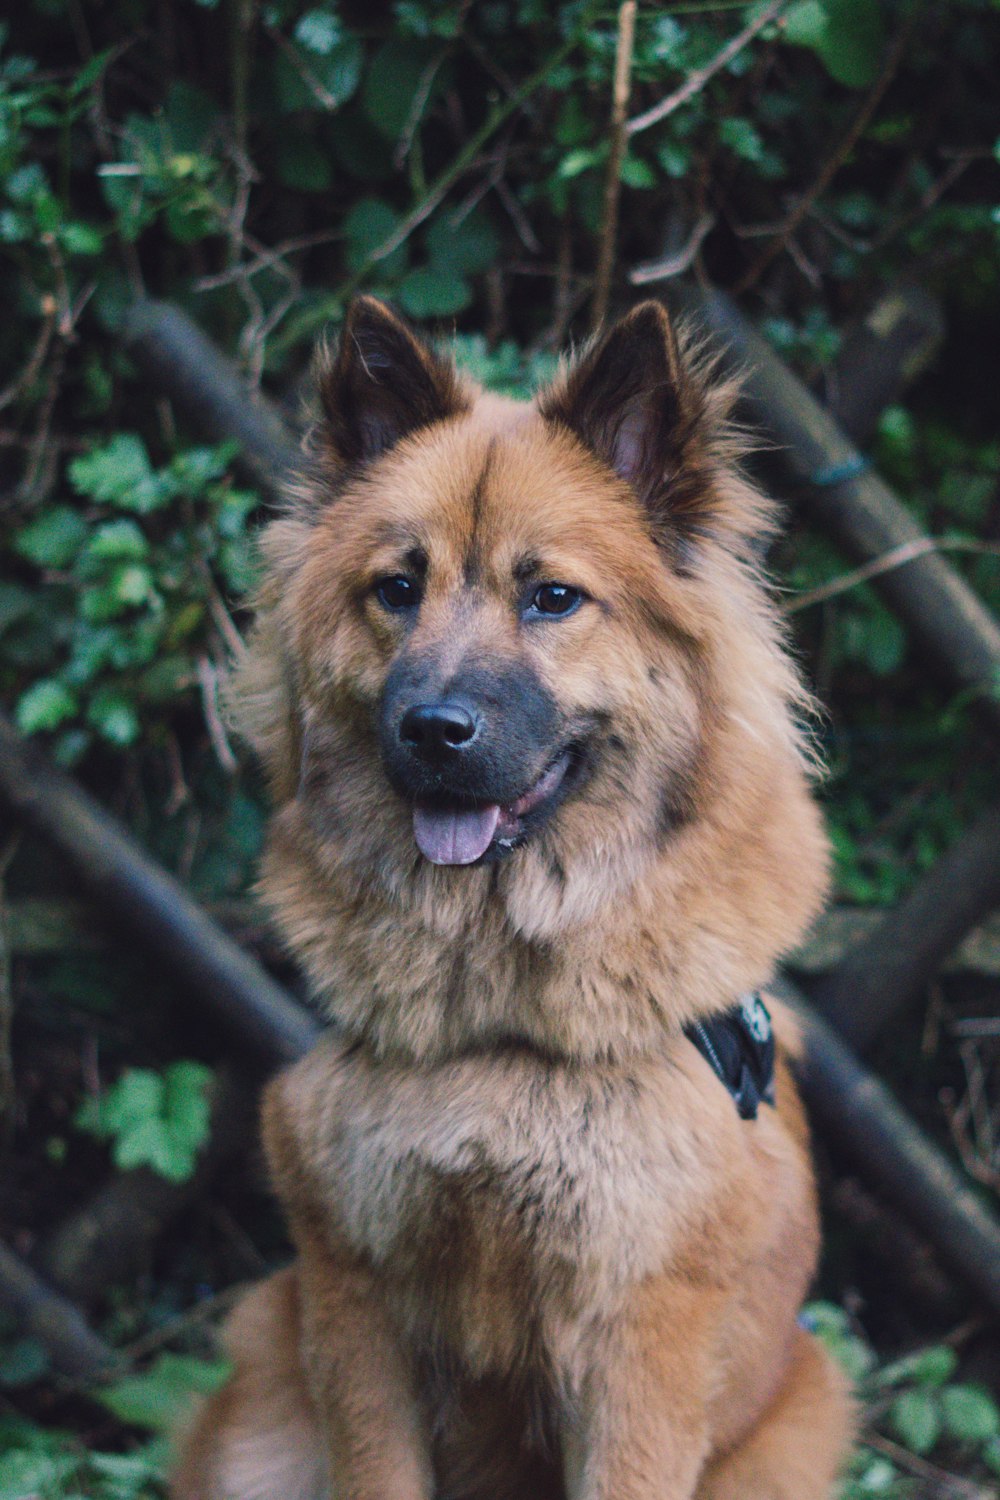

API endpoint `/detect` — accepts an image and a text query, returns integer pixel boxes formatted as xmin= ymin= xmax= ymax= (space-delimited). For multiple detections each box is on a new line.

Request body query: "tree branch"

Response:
xmin=590 ymin=0 xmax=637 ymax=333
xmin=627 ymin=0 xmax=786 ymax=138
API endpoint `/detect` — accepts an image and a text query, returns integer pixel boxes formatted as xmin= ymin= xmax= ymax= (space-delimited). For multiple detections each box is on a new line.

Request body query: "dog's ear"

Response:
xmin=320 ymin=297 xmax=469 ymax=466
xmin=539 ymin=301 xmax=709 ymax=537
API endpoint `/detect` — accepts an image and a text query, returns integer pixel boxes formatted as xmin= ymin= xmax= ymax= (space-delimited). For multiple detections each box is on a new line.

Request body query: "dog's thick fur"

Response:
xmin=172 ymin=298 xmax=854 ymax=1500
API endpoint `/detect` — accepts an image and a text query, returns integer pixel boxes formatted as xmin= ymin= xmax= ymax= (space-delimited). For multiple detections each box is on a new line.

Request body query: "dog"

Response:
xmin=171 ymin=296 xmax=854 ymax=1499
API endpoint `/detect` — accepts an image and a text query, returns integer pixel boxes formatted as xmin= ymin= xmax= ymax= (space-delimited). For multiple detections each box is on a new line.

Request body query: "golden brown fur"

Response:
xmin=172 ymin=298 xmax=854 ymax=1499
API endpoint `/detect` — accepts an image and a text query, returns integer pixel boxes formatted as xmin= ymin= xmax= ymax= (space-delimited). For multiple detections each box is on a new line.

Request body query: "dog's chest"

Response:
xmin=301 ymin=1044 xmax=720 ymax=1343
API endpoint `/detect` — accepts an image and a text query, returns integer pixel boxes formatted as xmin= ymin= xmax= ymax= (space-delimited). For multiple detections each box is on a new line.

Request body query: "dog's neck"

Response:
xmin=261 ymin=743 xmax=826 ymax=1068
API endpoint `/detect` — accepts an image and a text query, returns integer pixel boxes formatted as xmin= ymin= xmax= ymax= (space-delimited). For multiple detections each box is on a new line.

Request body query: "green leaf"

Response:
xmin=889 ymin=1389 xmax=941 ymax=1456
xmin=425 ymin=210 xmax=499 ymax=277
xmin=398 ymin=266 xmax=471 ymax=318
xmin=940 ymin=1384 xmax=1000 ymax=1443
xmin=0 ymin=583 xmax=33 ymax=636
xmin=14 ymin=506 xmax=88 ymax=568
xmin=86 ymin=691 xmax=140 ymax=747
xmin=343 ymin=196 xmax=406 ymax=274
xmin=784 ymin=0 xmax=886 ymax=89
xmin=169 ymin=443 xmax=237 ymax=491
xmin=876 ymin=1345 xmax=958 ymax=1389
xmin=16 ymin=679 xmax=78 ymax=734
xmin=294 ymin=8 xmax=342 ymax=54
xmin=275 ymin=136 xmax=333 ymax=193
xmin=82 ymin=518 xmax=149 ymax=563
xmin=59 ymin=220 xmax=103 ymax=256
xmin=69 ymin=432 xmax=153 ymax=502
xmin=318 ymin=37 xmax=364 ymax=107
xmin=556 ymin=146 xmax=601 ymax=180
xmin=363 ymin=40 xmax=438 ymax=142
xmin=114 ymin=1112 xmax=174 ymax=1175
xmin=719 ymin=116 xmax=766 ymax=164
xmin=75 ymin=1063 xmax=213 ymax=1181
xmin=619 ymin=154 xmax=657 ymax=188
xmin=98 ymin=1353 xmax=231 ymax=1434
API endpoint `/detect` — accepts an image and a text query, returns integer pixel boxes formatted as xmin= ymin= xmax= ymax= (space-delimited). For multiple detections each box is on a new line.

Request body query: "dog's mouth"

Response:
xmin=412 ymin=748 xmax=576 ymax=866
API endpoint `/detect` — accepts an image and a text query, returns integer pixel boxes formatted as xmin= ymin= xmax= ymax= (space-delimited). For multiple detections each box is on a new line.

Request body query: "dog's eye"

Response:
xmin=375 ymin=575 xmax=421 ymax=612
xmin=528 ymin=583 xmax=583 ymax=619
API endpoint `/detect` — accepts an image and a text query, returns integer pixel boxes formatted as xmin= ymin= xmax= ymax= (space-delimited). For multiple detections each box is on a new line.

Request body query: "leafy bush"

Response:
xmin=5 ymin=438 xmax=256 ymax=766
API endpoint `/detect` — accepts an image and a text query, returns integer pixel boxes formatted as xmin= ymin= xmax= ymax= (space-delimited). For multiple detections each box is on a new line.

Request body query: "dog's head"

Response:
xmin=238 ymin=297 xmax=824 ymax=949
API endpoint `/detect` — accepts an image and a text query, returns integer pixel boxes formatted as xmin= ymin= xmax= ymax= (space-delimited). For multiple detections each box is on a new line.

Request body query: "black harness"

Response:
xmin=684 ymin=992 xmax=776 ymax=1120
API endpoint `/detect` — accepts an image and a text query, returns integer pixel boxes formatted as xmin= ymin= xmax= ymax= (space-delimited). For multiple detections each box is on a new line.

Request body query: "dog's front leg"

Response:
xmin=563 ymin=1278 xmax=720 ymax=1500
xmin=295 ymin=1229 xmax=434 ymax=1500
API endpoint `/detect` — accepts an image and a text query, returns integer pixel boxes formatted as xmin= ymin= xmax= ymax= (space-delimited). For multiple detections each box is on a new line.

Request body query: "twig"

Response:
xmin=784 ymin=536 xmax=1000 ymax=614
xmin=197 ymin=655 xmax=239 ymax=774
xmin=0 ymin=303 xmax=56 ymax=414
xmin=864 ymin=1434 xmax=987 ymax=1498
xmin=207 ymin=577 xmax=248 ymax=663
xmin=734 ymin=21 xmax=910 ymax=294
xmin=262 ymin=22 xmax=348 ymax=110
xmin=590 ymin=0 xmax=637 ymax=333
xmin=118 ymin=1281 xmax=246 ymax=1361
xmin=334 ymin=7 xmax=598 ymax=305
xmin=193 ymin=228 xmax=344 ymax=293
xmin=394 ymin=48 xmax=450 ymax=170
xmin=627 ymin=0 xmax=787 ymax=137
xmin=630 ymin=212 xmax=716 ymax=285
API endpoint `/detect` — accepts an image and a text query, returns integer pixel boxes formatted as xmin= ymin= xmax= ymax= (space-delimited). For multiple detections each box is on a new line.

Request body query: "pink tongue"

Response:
xmin=413 ymin=804 xmax=501 ymax=865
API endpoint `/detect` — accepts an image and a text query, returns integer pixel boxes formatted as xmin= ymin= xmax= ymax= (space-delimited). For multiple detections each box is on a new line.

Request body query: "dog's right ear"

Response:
xmin=319 ymin=297 xmax=469 ymax=466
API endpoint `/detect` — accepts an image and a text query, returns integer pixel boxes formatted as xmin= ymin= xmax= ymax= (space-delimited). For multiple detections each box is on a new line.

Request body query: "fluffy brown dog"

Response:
xmin=171 ymin=297 xmax=854 ymax=1500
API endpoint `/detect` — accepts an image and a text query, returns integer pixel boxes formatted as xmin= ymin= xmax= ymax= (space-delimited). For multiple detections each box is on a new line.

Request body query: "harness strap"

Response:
xmin=684 ymin=992 xmax=776 ymax=1121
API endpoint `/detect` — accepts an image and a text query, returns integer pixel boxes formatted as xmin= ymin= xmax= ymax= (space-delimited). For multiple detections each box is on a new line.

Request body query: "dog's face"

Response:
xmin=244 ymin=297 xmax=822 ymax=961
xmin=283 ymin=299 xmax=740 ymax=882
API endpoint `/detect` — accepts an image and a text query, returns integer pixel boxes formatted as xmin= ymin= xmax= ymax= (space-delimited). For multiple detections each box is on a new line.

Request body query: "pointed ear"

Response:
xmin=539 ymin=301 xmax=706 ymax=534
xmin=320 ymin=297 xmax=469 ymax=466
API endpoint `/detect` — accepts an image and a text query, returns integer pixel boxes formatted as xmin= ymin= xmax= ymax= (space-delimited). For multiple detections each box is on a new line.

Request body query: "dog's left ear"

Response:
xmin=539 ymin=301 xmax=708 ymax=536
xmin=320 ymin=296 xmax=469 ymax=466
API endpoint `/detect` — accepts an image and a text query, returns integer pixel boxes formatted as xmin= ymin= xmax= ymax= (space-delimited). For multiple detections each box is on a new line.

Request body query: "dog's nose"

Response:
xmin=400 ymin=702 xmax=479 ymax=760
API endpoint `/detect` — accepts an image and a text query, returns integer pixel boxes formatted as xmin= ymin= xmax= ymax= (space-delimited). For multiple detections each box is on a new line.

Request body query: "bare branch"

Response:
xmin=591 ymin=0 xmax=637 ymax=332
xmin=627 ymin=0 xmax=786 ymax=138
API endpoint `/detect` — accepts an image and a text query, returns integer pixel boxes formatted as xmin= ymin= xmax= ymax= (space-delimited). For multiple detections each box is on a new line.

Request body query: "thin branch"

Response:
xmin=734 ymin=20 xmax=911 ymax=294
xmin=784 ymin=536 xmax=1000 ymax=614
xmin=334 ymin=7 xmax=598 ymax=304
xmin=197 ymin=655 xmax=239 ymax=774
xmin=590 ymin=0 xmax=637 ymax=332
xmin=627 ymin=0 xmax=786 ymax=137
xmin=630 ymin=212 xmax=716 ymax=284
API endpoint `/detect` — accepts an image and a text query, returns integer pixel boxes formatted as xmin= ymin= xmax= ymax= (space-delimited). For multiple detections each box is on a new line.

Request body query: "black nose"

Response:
xmin=400 ymin=702 xmax=478 ymax=761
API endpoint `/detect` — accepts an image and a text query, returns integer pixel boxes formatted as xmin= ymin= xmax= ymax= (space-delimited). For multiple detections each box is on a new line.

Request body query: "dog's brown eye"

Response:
xmin=375 ymin=575 xmax=420 ymax=611
xmin=528 ymin=583 xmax=583 ymax=619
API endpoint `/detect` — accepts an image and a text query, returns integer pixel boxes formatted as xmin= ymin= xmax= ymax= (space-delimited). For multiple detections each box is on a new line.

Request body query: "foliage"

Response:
xmin=0 ymin=1350 xmax=228 ymax=1499
xmin=0 ymin=1420 xmax=166 ymax=1500
xmin=1 ymin=0 xmax=999 ymax=1491
xmin=4 ymin=437 xmax=256 ymax=767
xmin=75 ymin=1061 xmax=215 ymax=1183
xmin=805 ymin=1304 xmax=1000 ymax=1497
